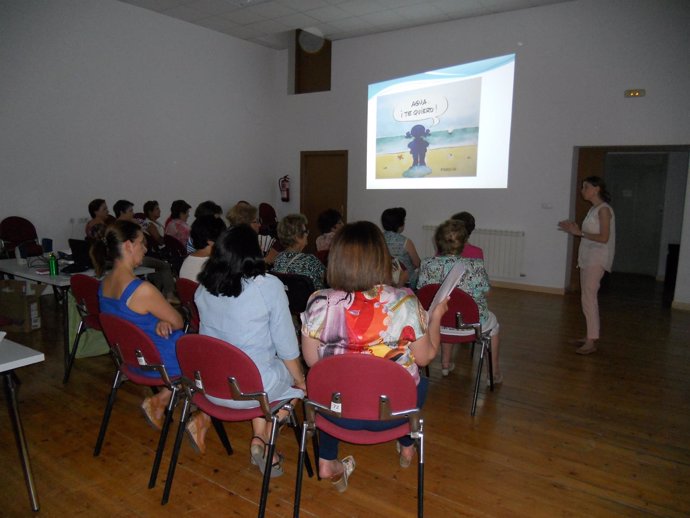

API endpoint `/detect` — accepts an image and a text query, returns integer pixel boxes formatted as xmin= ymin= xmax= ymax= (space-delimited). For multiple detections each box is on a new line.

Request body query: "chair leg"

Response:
xmin=417 ymin=432 xmax=425 ymax=518
xmin=471 ymin=341 xmax=486 ymax=416
xmin=486 ymin=337 xmax=494 ymax=391
xmin=149 ymin=386 xmax=179 ymax=489
xmin=311 ymin=430 xmax=321 ymax=481
xmin=63 ymin=322 xmax=85 ymax=384
xmin=293 ymin=422 xmax=309 ymax=518
xmin=258 ymin=416 xmax=279 ymax=518
xmin=161 ymin=396 xmax=192 ymax=505
xmin=93 ymin=371 xmax=123 ymax=456
xmin=211 ymin=417 xmax=234 ymax=455
xmin=289 ymin=410 xmax=313 ymax=478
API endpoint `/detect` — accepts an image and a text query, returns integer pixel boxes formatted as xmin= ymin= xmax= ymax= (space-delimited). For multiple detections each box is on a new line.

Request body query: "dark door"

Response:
xmin=300 ymin=150 xmax=348 ymax=254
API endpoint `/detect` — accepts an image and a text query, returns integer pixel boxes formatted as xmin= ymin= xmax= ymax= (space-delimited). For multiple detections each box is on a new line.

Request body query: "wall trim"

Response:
xmin=492 ymin=280 xmax=565 ymax=295
xmin=671 ymin=301 xmax=690 ymax=312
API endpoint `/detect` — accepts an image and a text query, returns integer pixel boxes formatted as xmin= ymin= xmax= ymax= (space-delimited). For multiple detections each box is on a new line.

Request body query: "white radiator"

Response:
xmin=422 ymin=226 xmax=525 ymax=279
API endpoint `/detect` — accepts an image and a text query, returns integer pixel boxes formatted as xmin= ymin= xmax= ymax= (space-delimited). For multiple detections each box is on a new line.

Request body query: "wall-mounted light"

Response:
xmin=624 ymin=89 xmax=646 ymax=97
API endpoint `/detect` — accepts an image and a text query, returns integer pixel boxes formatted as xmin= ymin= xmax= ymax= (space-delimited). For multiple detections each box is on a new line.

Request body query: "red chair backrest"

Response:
xmin=271 ymin=272 xmax=315 ymax=314
xmin=99 ymin=313 xmax=165 ymax=384
xmin=164 ymin=235 xmax=188 ymax=257
xmin=70 ymin=274 xmax=102 ymax=330
xmin=315 ymin=249 xmax=329 ymax=266
xmin=0 ymin=216 xmax=41 ymax=256
xmin=307 ymin=355 xmax=417 ymax=421
xmin=176 ymin=334 xmax=264 ymax=400
xmin=416 ymin=283 xmax=480 ymax=343
xmin=176 ymin=278 xmax=200 ymax=331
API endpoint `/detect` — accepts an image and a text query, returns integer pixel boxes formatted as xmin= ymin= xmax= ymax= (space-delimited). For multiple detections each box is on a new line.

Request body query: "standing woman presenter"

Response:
xmin=559 ymin=176 xmax=615 ymax=355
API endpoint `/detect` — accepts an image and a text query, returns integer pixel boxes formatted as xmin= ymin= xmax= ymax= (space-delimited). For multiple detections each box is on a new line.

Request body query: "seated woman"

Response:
xmin=195 ymin=225 xmax=306 ymax=476
xmin=90 ymin=220 xmax=207 ymax=440
xmin=85 ymin=198 xmax=110 ymax=241
xmin=450 ymin=211 xmax=484 ymax=259
xmin=301 ymin=221 xmax=448 ymax=491
xmin=417 ymin=219 xmax=502 ymax=381
xmin=164 ymin=199 xmax=192 ymax=246
xmin=315 ymin=208 xmax=343 ymax=252
xmin=142 ymin=200 xmax=165 ymax=248
xmin=179 ymin=216 xmax=226 ymax=282
xmin=272 ymin=214 xmax=325 ymax=291
xmin=381 ymin=207 xmax=421 ymax=288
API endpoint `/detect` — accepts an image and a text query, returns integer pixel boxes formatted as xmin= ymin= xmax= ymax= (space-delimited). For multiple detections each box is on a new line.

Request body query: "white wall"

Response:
xmin=276 ymin=0 xmax=690 ymax=298
xmin=0 ymin=0 xmax=280 ymax=248
xmin=2 ymin=0 xmax=690 ymax=305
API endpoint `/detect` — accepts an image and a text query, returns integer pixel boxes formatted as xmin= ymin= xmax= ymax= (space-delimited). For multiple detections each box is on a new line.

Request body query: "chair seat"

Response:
xmin=191 ymin=393 xmax=286 ymax=422
xmin=315 ymin=416 xmax=410 ymax=445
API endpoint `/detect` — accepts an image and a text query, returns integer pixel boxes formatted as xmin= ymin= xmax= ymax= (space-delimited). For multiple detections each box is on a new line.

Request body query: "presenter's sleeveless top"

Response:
xmin=98 ymin=278 xmax=183 ymax=376
xmin=578 ymin=202 xmax=615 ymax=272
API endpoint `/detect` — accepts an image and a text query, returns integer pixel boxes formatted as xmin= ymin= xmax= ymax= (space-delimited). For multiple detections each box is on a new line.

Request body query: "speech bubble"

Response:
xmin=393 ymin=94 xmax=448 ymax=127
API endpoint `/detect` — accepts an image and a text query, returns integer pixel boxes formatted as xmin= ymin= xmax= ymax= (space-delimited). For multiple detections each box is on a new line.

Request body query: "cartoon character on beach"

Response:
xmin=403 ymin=124 xmax=433 ymax=178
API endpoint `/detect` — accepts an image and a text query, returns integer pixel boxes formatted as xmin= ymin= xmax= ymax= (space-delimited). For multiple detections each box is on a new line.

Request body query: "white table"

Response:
xmin=0 ymin=259 xmax=153 ymax=380
xmin=1 ymin=338 xmax=45 ymax=511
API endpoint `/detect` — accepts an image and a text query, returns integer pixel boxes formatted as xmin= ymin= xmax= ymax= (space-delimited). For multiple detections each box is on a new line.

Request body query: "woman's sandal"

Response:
xmin=331 ymin=455 xmax=356 ymax=493
xmin=141 ymin=396 xmax=165 ymax=431
xmin=250 ymin=436 xmax=284 ymax=478
xmin=185 ymin=411 xmax=209 ymax=455
xmin=396 ymin=441 xmax=414 ymax=468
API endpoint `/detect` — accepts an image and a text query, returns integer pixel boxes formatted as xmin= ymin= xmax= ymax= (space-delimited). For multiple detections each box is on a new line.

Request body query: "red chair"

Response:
xmin=164 ymin=334 xmax=312 ymax=514
xmin=95 ymin=314 xmax=182 ymax=490
xmin=258 ymin=202 xmax=277 ymax=236
xmin=315 ymin=249 xmax=329 ymax=266
xmin=271 ymin=272 xmax=315 ymax=316
xmin=175 ymin=278 xmax=200 ymax=333
xmin=0 ymin=216 xmax=43 ymax=258
xmin=63 ymin=275 xmax=101 ymax=384
xmin=416 ymin=284 xmax=494 ymax=416
xmin=162 ymin=235 xmax=187 ymax=276
xmin=293 ymin=354 xmax=424 ymax=518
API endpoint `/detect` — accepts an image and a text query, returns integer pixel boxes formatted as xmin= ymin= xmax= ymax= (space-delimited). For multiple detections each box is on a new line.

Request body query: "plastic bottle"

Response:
xmin=48 ymin=253 xmax=58 ymax=276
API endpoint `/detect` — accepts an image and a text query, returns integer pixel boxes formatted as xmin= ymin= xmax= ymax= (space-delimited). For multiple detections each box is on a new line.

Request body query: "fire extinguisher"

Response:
xmin=279 ymin=175 xmax=290 ymax=202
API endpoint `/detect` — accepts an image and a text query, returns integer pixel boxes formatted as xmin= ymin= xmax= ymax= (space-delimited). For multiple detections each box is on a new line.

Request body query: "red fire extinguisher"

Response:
xmin=279 ymin=175 xmax=290 ymax=202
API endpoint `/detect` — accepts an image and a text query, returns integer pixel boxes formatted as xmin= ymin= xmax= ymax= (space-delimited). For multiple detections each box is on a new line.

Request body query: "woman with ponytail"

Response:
xmin=92 ymin=221 xmax=210 ymax=451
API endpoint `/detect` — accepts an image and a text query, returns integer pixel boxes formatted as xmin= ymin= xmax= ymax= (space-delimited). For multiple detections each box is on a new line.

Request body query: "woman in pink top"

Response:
xmin=164 ymin=199 xmax=192 ymax=246
xmin=451 ymin=211 xmax=484 ymax=259
xmin=558 ymin=176 xmax=615 ymax=355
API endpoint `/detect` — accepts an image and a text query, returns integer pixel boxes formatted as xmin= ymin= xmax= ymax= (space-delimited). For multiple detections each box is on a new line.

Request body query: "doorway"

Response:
xmin=300 ymin=150 xmax=348 ymax=254
xmin=569 ymin=146 xmax=689 ymax=300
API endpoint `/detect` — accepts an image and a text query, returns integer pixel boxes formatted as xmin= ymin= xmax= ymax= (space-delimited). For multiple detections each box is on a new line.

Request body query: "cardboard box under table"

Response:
xmin=0 ymin=280 xmax=46 ymax=332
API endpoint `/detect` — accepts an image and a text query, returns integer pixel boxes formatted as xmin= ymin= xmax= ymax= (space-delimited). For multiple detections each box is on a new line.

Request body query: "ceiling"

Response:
xmin=117 ymin=0 xmax=573 ymax=50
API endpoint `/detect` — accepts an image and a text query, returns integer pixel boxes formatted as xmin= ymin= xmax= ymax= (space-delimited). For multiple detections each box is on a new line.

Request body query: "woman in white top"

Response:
xmin=179 ymin=216 xmax=226 ymax=282
xmin=559 ymin=176 xmax=615 ymax=354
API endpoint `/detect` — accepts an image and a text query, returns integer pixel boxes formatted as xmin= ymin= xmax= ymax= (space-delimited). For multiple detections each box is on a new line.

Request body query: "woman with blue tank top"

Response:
xmin=92 ymin=220 xmax=211 ymax=452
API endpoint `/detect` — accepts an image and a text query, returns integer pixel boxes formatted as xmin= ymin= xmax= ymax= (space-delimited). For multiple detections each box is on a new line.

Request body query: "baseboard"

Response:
xmin=492 ymin=280 xmax=565 ymax=295
xmin=671 ymin=301 xmax=690 ymax=311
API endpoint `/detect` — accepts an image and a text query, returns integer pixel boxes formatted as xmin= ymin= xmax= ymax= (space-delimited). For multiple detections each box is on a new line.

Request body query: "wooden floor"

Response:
xmin=2 ymin=274 xmax=689 ymax=517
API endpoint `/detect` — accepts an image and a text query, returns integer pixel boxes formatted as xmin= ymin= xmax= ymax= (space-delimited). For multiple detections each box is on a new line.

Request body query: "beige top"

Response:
xmin=578 ymin=202 xmax=615 ymax=272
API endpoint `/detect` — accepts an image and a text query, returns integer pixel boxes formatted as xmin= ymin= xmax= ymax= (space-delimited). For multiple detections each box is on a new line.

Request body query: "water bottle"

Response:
xmin=48 ymin=253 xmax=58 ymax=276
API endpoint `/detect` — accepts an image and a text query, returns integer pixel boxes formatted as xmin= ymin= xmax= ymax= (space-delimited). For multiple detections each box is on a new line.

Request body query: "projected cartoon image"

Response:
xmin=366 ymin=54 xmax=515 ymax=190
xmin=374 ymin=77 xmax=482 ymax=180
xmin=404 ymin=124 xmax=431 ymax=177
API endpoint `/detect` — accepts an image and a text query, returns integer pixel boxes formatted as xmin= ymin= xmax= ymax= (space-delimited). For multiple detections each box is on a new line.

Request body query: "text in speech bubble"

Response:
xmin=394 ymin=95 xmax=448 ymax=127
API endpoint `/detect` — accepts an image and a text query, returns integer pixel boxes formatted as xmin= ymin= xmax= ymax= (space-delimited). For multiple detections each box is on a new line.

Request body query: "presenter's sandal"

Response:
xmin=575 ymin=341 xmax=597 ymax=355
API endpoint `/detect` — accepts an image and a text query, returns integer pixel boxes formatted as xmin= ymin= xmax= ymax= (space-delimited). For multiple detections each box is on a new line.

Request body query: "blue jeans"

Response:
xmin=318 ymin=377 xmax=428 ymax=460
